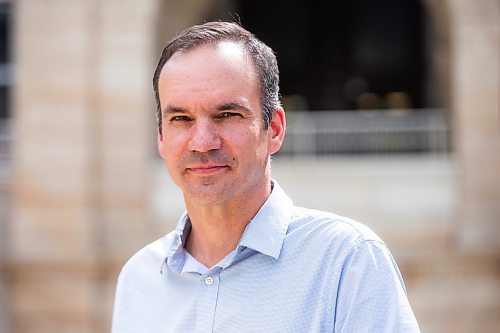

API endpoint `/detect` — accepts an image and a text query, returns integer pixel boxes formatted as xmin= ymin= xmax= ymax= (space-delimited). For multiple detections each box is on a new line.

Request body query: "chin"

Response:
xmin=189 ymin=191 xmax=230 ymax=206
xmin=183 ymin=182 xmax=233 ymax=205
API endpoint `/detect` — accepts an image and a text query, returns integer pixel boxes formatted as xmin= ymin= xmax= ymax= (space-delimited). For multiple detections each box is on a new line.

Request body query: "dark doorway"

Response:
xmin=237 ymin=0 xmax=425 ymax=111
xmin=0 ymin=3 xmax=10 ymax=119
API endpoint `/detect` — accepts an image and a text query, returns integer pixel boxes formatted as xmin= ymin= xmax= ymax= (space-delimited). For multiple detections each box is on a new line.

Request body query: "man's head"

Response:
xmin=153 ymin=21 xmax=280 ymax=133
xmin=155 ymin=23 xmax=286 ymax=206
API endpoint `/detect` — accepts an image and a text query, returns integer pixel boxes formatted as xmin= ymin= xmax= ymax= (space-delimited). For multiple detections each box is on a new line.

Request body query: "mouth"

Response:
xmin=186 ymin=165 xmax=229 ymax=175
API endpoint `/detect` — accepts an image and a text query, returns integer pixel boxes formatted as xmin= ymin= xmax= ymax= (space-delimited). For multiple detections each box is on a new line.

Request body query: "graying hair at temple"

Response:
xmin=152 ymin=21 xmax=281 ymax=134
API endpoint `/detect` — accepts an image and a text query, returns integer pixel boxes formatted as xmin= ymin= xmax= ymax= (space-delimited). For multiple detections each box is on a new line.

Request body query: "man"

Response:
xmin=112 ymin=21 xmax=420 ymax=332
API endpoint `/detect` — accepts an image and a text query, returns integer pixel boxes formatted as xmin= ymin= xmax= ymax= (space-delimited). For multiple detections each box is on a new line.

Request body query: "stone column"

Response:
xmin=448 ymin=0 xmax=500 ymax=253
xmin=10 ymin=0 xmax=158 ymax=332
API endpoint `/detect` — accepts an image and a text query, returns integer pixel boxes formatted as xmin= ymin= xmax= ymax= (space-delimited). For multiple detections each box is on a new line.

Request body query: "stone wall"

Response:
xmin=449 ymin=0 xmax=500 ymax=253
xmin=6 ymin=1 xmax=158 ymax=332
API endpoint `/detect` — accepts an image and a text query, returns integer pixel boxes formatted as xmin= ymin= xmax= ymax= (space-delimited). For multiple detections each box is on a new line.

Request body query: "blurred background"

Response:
xmin=0 ymin=0 xmax=499 ymax=332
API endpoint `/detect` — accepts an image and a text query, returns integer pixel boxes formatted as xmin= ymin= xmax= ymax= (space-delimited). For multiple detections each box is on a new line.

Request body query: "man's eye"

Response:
xmin=218 ymin=112 xmax=241 ymax=118
xmin=170 ymin=115 xmax=191 ymax=122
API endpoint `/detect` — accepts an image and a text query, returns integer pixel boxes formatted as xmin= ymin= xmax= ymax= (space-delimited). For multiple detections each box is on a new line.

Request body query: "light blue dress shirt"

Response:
xmin=112 ymin=181 xmax=420 ymax=332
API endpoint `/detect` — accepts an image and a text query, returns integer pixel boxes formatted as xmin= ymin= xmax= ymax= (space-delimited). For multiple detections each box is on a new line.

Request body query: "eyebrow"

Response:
xmin=216 ymin=102 xmax=252 ymax=114
xmin=162 ymin=102 xmax=252 ymax=118
xmin=162 ymin=105 xmax=187 ymax=118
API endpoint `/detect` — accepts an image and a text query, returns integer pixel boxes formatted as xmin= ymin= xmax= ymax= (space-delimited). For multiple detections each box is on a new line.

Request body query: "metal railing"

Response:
xmin=279 ymin=109 xmax=449 ymax=155
xmin=0 ymin=118 xmax=9 ymax=166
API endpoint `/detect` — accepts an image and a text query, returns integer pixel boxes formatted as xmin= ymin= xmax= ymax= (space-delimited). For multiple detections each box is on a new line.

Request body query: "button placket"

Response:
xmin=195 ymin=273 xmax=220 ymax=333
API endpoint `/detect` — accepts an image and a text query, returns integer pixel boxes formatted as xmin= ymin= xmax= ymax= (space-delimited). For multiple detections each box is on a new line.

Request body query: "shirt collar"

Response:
xmin=165 ymin=212 xmax=191 ymax=273
xmin=237 ymin=180 xmax=292 ymax=259
xmin=165 ymin=180 xmax=293 ymax=273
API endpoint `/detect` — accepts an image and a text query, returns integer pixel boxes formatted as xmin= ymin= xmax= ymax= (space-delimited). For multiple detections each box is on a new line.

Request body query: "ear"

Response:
xmin=157 ymin=130 xmax=167 ymax=160
xmin=268 ymin=107 xmax=286 ymax=155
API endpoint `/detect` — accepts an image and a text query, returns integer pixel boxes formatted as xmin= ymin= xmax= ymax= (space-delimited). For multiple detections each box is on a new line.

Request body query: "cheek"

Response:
xmin=226 ymin=128 xmax=259 ymax=148
xmin=160 ymin=132 xmax=185 ymax=161
xmin=234 ymin=130 xmax=269 ymax=159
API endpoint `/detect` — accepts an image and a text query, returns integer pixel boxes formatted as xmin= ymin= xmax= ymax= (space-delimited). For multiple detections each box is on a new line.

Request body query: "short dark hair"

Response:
xmin=153 ymin=21 xmax=281 ymax=133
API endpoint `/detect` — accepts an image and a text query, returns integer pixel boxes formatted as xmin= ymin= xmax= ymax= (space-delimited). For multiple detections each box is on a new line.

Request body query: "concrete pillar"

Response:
xmin=10 ymin=0 xmax=158 ymax=332
xmin=448 ymin=0 xmax=500 ymax=253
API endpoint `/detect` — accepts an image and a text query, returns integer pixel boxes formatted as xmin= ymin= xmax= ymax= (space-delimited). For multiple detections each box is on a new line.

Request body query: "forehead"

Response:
xmin=158 ymin=42 xmax=260 ymax=107
xmin=163 ymin=41 xmax=256 ymax=78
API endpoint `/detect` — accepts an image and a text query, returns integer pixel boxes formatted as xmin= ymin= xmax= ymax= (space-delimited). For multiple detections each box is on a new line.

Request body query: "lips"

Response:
xmin=186 ymin=164 xmax=228 ymax=175
xmin=182 ymin=151 xmax=234 ymax=175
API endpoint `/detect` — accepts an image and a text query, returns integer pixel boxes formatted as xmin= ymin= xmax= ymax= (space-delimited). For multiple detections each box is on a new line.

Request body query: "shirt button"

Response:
xmin=204 ymin=276 xmax=214 ymax=286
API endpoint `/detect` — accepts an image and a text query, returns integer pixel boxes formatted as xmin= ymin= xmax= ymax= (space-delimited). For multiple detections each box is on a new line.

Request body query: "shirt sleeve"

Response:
xmin=111 ymin=267 xmax=130 ymax=333
xmin=334 ymin=239 xmax=420 ymax=333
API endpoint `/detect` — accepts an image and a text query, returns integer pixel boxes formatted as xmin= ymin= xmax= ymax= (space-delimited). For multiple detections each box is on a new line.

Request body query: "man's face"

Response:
xmin=157 ymin=42 xmax=284 ymax=206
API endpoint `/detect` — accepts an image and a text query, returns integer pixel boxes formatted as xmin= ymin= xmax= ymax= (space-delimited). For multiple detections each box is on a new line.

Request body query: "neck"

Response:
xmin=184 ymin=180 xmax=272 ymax=268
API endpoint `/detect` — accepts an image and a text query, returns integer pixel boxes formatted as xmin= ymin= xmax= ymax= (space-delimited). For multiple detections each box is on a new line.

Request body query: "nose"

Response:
xmin=187 ymin=119 xmax=222 ymax=152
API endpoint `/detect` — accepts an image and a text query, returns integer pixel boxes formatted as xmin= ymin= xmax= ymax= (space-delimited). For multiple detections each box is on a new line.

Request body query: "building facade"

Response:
xmin=0 ymin=0 xmax=499 ymax=332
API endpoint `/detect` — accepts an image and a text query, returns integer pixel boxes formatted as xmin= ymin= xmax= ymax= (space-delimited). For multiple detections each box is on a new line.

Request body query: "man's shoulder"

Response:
xmin=289 ymin=206 xmax=384 ymax=248
xmin=119 ymin=230 xmax=177 ymax=277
